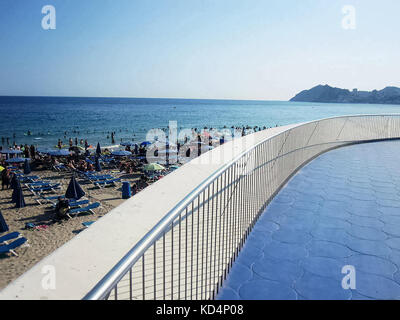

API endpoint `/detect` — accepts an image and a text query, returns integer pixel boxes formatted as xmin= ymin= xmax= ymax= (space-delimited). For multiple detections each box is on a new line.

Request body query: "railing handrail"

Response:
xmin=83 ymin=113 xmax=400 ymax=300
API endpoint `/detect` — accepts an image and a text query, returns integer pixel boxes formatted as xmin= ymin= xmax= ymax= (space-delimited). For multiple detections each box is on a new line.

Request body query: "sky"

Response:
xmin=0 ymin=0 xmax=400 ymax=100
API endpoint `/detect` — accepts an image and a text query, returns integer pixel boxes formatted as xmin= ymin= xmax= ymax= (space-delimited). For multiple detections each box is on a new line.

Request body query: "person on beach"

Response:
xmin=30 ymin=145 xmax=36 ymax=159
xmin=87 ymin=162 xmax=94 ymax=172
xmin=52 ymin=157 xmax=61 ymax=166
xmin=67 ymin=160 xmax=76 ymax=170
xmin=131 ymin=182 xmax=137 ymax=195
xmin=79 ymin=160 xmax=88 ymax=172
xmin=24 ymin=145 xmax=30 ymax=158
xmin=1 ymin=169 xmax=11 ymax=190
xmin=55 ymin=197 xmax=69 ymax=220
xmin=197 ymin=134 xmax=202 ymax=157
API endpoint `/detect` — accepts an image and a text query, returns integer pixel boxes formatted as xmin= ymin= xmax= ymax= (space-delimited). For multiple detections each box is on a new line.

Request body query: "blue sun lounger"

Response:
xmin=67 ymin=202 xmax=101 ymax=218
xmin=51 ymin=199 xmax=89 ymax=208
xmin=35 ymin=194 xmax=65 ymax=205
xmin=18 ymin=175 xmax=40 ymax=183
xmin=0 ymin=232 xmax=20 ymax=244
xmin=100 ymin=156 xmax=115 ymax=163
xmin=0 ymin=237 xmax=28 ymax=256
xmin=76 ymin=170 xmax=96 ymax=177
xmin=82 ymin=221 xmax=95 ymax=228
xmin=53 ymin=164 xmax=67 ymax=172
xmin=87 ymin=175 xmax=114 ymax=181
xmin=29 ymin=184 xmax=61 ymax=196
xmin=26 ymin=181 xmax=53 ymax=189
xmin=69 ymin=199 xmax=89 ymax=207
xmin=93 ymin=178 xmax=121 ymax=188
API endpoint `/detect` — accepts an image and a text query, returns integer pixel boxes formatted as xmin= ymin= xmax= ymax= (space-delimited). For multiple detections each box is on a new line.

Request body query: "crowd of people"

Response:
xmin=1 ymin=124 xmax=281 ymax=189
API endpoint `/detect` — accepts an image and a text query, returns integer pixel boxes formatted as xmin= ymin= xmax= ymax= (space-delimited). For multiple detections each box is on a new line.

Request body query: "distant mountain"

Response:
xmin=290 ymin=85 xmax=400 ymax=105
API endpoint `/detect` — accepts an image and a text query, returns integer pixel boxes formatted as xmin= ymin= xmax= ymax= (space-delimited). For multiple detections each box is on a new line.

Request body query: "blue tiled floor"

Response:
xmin=217 ymin=140 xmax=400 ymax=300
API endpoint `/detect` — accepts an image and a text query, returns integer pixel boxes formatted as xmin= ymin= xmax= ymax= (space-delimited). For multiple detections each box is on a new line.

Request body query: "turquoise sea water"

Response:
xmin=1 ymin=96 xmax=400 ymax=149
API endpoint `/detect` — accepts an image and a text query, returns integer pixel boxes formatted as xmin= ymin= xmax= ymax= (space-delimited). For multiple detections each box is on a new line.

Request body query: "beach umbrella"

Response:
xmin=111 ymin=150 xmax=131 ymax=157
xmin=95 ymin=157 xmax=102 ymax=172
xmin=65 ymin=176 xmax=85 ymax=200
xmin=120 ymin=141 xmax=137 ymax=147
xmin=37 ymin=148 xmax=52 ymax=154
xmin=14 ymin=181 xmax=25 ymax=208
xmin=47 ymin=149 xmax=71 ymax=157
xmin=23 ymin=159 xmax=31 ymax=175
xmin=0 ymin=211 xmax=9 ymax=233
xmin=0 ymin=149 xmax=23 ymax=155
xmin=5 ymin=157 xmax=29 ymax=164
xmin=140 ymin=141 xmax=152 ymax=147
xmin=96 ymin=142 xmax=101 ymax=155
xmin=143 ymin=163 xmax=165 ymax=172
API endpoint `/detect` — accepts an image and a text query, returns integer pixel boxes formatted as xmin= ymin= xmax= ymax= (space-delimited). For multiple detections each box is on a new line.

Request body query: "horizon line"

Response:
xmin=0 ymin=95 xmax=291 ymax=103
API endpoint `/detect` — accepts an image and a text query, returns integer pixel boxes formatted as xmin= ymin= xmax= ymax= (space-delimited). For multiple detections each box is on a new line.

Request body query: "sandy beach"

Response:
xmin=0 ymin=166 xmax=150 ymax=290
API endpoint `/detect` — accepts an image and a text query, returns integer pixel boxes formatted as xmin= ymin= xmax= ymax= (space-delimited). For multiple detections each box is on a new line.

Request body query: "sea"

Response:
xmin=1 ymin=96 xmax=400 ymax=149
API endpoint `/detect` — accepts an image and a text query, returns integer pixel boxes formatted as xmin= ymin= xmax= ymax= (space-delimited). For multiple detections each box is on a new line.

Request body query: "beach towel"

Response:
xmin=35 ymin=225 xmax=49 ymax=230
xmin=24 ymin=222 xmax=48 ymax=230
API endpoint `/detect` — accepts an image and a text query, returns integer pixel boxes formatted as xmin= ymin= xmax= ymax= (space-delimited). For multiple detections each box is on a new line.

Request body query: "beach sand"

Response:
xmin=0 ymin=168 xmax=148 ymax=290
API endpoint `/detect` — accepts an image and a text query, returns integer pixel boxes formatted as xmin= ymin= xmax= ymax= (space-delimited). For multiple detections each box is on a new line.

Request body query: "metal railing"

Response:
xmin=83 ymin=114 xmax=400 ymax=300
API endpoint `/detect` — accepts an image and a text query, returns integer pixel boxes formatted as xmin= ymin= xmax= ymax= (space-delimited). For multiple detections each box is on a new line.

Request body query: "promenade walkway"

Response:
xmin=217 ymin=140 xmax=400 ymax=300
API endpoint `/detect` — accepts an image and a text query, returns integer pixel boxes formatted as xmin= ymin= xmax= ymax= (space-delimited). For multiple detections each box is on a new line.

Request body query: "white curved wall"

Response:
xmin=0 ymin=123 xmax=298 ymax=299
xmin=2 ymin=115 xmax=400 ymax=300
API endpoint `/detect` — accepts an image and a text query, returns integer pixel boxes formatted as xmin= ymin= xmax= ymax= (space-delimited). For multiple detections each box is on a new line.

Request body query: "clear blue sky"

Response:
xmin=1 ymin=0 xmax=399 ymax=100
